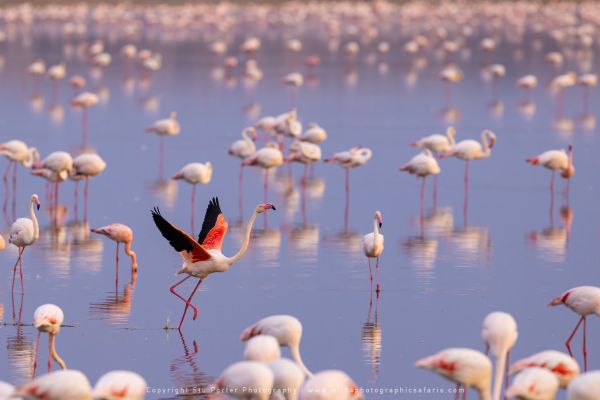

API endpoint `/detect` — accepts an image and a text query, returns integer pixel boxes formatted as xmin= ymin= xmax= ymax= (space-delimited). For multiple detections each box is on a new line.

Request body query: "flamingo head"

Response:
xmin=256 ymin=203 xmax=276 ymax=214
xmin=561 ymin=165 xmax=575 ymax=179
xmin=31 ymin=194 xmax=41 ymax=210
xmin=248 ymin=127 xmax=258 ymax=141
xmin=375 ymin=211 xmax=383 ymax=228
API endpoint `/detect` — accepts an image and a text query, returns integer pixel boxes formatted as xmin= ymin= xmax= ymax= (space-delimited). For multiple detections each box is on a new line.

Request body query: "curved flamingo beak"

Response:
xmin=262 ymin=203 xmax=276 ymax=211
xmin=34 ymin=197 xmax=41 ymax=210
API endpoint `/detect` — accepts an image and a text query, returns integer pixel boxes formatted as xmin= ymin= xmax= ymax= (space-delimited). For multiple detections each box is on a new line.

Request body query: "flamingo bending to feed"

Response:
xmin=215 ymin=361 xmax=274 ymax=400
xmin=152 ymin=197 xmax=276 ymax=330
xmin=70 ymin=153 xmax=106 ymax=220
xmin=299 ymin=370 xmax=362 ymax=400
xmin=410 ymin=127 xmax=456 ymax=153
xmin=229 ymin=127 xmax=257 ymax=183
xmin=71 ymin=92 xmax=99 ymax=144
xmin=506 ymin=367 xmax=560 ymax=400
xmin=244 ymin=335 xmax=282 ymax=363
xmin=0 ymin=140 xmax=40 ymax=180
xmin=31 ymin=151 xmax=73 ymax=208
xmin=416 ymin=348 xmax=492 ymax=400
xmin=510 ymin=350 xmax=580 ymax=388
xmin=526 ymin=145 xmax=574 ymax=193
xmin=172 ymin=162 xmax=213 ymax=232
xmin=241 ymin=314 xmax=312 ymax=377
xmin=481 ymin=311 xmax=518 ymax=400
xmin=91 ymin=223 xmax=138 ymax=271
xmin=242 ymin=143 xmax=284 ymax=201
xmin=567 ymin=371 xmax=600 ymax=399
xmin=33 ymin=304 xmax=66 ymax=376
xmin=438 ymin=130 xmax=496 ymax=185
xmin=549 ymin=286 xmax=600 ymax=371
xmin=362 ymin=211 xmax=384 ymax=293
xmin=93 ymin=370 xmax=147 ymax=400
xmin=400 ymin=149 xmax=441 ymax=209
xmin=145 ymin=112 xmax=180 ymax=176
xmin=287 ymin=141 xmax=322 ymax=182
xmin=15 ymin=370 xmax=92 ymax=400
xmin=8 ymin=194 xmax=40 ymax=293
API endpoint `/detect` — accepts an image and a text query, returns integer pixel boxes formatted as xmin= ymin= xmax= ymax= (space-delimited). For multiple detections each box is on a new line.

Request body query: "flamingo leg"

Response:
xmin=344 ymin=168 xmax=350 ymax=232
xmin=433 ymin=174 xmax=438 ymax=208
xmin=2 ymin=160 xmax=11 ymax=183
xmin=583 ymin=316 xmax=588 ymax=371
xmin=565 ymin=315 xmax=585 ymax=357
xmin=47 ymin=334 xmax=52 ymax=372
xmin=191 ymin=183 xmax=196 ymax=235
xmin=159 ymin=135 xmax=165 ymax=179
xmin=84 ymin=177 xmax=89 ymax=221
xmin=368 ymin=258 xmax=372 ymax=281
xmin=550 ymin=171 xmax=555 ymax=193
xmin=263 ymin=169 xmax=268 ymax=203
xmin=19 ymin=248 xmax=24 ymax=293
xmin=375 ymin=257 xmax=381 ymax=295
xmin=178 ymin=278 xmax=204 ymax=330
xmin=33 ymin=331 xmax=41 ymax=378
xmin=11 ymin=247 xmax=23 ymax=293
xmin=12 ymin=160 xmax=17 ymax=190
xmin=505 ymin=351 xmax=510 ymax=390
xmin=462 ymin=385 xmax=467 ymax=400
xmin=464 ymin=160 xmax=469 ymax=186
xmin=170 ymin=275 xmax=199 ymax=318
xmin=420 ymin=177 xmax=426 ymax=212
xmin=74 ymin=180 xmax=79 ymax=221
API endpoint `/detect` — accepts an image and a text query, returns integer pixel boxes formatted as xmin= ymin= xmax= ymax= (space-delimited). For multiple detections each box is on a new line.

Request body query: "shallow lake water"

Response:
xmin=0 ymin=9 xmax=598 ymax=399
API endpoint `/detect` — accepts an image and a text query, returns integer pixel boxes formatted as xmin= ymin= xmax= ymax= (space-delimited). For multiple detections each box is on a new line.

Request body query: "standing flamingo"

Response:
xmin=93 ymin=370 xmax=147 ymax=400
xmin=47 ymin=63 xmax=66 ymax=103
xmin=362 ymin=211 xmax=384 ymax=294
xmin=70 ymin=92 xmax=99 ymax=145
xmin=242 ymin=143 xmax=284 ymax=201
xmin=283 ymin=72 xmax=303 ymax=107
xmin=31 ymin=151 xmax=73 ymax=211
xmin=400 ymin=149 xmax=441 ymax=210
xmin=287 ymin=141 xmax=322 ymax=183
xmin=439 ymin=65 xmax=464 ymax=104
xmin=578 ymin=74 xmax=597 ymax=113
xmin=70 ymin=153 xmax=106 ymax=221
xmin=16 ymin=370 xmax=91 ymax=400
xmin=510 ymin=350 xmax=580 ymax=388
xmin=91 ymin=223 xmax=138 ymax=272
xmin=416 ymin=348 xmax=492 ymax=400
xmin=438 ymin=130 xmax=496 ymax=185
xmin=33 ymin=304 xmax=66 ymax=376
xmin=299 ymin=370 xmax=362 ymax=400
xmin=241 ymin=315 xmax=312 ymax=377
xmin=152 ymin=197 xmax=276 ymax=330
xmin=481 ymin=311 xmax=518 ymax=400
xmin=567 ymin=371 xmax=600 ymax=399
xmin=145 ymin=112 xmax=180 ymax=177
xmin=506 ymin=367 xmax=560 ymax=400
xmin=0 ymin=140 xmax=40 ymax=182
xmin=215 ymin=361 xmax=274 ymax=400
xmin=549 ymin=286 xmax=600 ymax=371
xmin=526 ymin=145 xmax=574 ymax=194
xmin=300 ymin=123 xmax=327 ymax=144
xmin=517 ymin=75 xmax=538 ymax=101
xmin=172 ymin=162 xmax=213 ymax=234
xmin=410 ymin=127 xmax=456 ymax=153
xmin=27 ymin=59 xmax=46 ymax=95
xmin=229 ymin=127 xmax=258 ymax=166
xmin=8 ymin=194 xmax=40 ymax=293
xmin=549 ymin=72 xmax=577 ymax=117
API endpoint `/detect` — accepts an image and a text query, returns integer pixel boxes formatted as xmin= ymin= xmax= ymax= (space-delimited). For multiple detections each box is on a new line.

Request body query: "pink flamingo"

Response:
xmin=400 ymin=149 xmax=441 ymax=210
xmin=93 ymin=371 xmax=147 ymax=399
xmin=90 ymin=223 xmax=138 ymax=273
xmin=510 ymin=350 xmax=580 ymax=388
xmin=526 ymin=145 xmax=574 ymax=194
xmin=145 ymin=112 xmax=180 ymax=177
xmin=32 ymin=304 xmax=66 ymax=377
xmin=8 ymin=194 xmax=40 ymax=293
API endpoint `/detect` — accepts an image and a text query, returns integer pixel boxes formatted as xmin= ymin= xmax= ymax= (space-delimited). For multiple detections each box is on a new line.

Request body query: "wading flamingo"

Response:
xmin=229 ymin=127 xmax=258 ymax=180
xmin=549 ymin=286 xmax=600 ymax=371
xmin=300 ymin=123 xmax=327 ymax=144
xmin=517 ymin=74 xmax=538 ymax=101
xmin=172 ymin=162 xmax=213 ymax=233
xmin=47 ymin=63 xmax=66 ymax=102
xmin=416 ymin=348 xmax=492 ymax=400
xmin=70 ymin=153 xmax=106 ymax=221
xmin=93 ymin=370 xmax=147 ymax=400
xmin=0 ymin=140 xmax=40 ymax=183
xmin=287 ymin=141 xmax=322 ymax=183
xmin=15 ymin=370 xmax=92 ymax=400
xmin=244 ymin=335 xmax=281 ymax=363
xmin=90 ymin=223 xmax=138 ymax=272
xmin=526 ymin=145 xmax=574 ymax=194
xmin=70 ymin=92 xmax=99 ymax=145
xmin=439 ymin=65 xmax=464 ymax=104
xmin=481 ymin=311 xmax=518 ymax=400
xmin=241 ymin=315 xmax=312 ymax=377
xmin=506 ymin=367 xmax=560 ymax=400
xmin=215 ymin=361 xmax=274 ymax=400
xmin=27 ymin=59 xmax=46 ymax=94
xmin=438 ymin=130 xmax=496 ymax=185
xmin=8 ymin=194 xmax=40 ymax=293
xmin=299 ymin=370 xmax=362 ymax=400
xmin=242 ymin=143 xmax=284 ymax=201
xmin=510 ymin=350 xmax=580 ymax=388
xmin=578 ymin=74 xmax=597 ymax=113
xmin=567 ymin=371 xmax=600 ymax=399
xmin=145 ymin=112 xmax=180 ymax=177
xmin=400 ymin=149 xmax=441 ymax=210
xmin=152 ymin=197 xmax=275 ymax=330
xmin=549 ymin=72 xmax=577 ymax=117
xmin=31 ymin=151 xmax=73 ymax=210
xmin=33 ymin=304 xmax=66 ymax=376
xmin=410 ymin=127 xmax=456 ymax=153
xmin=362 ymin=211 xmax=384 ymax=293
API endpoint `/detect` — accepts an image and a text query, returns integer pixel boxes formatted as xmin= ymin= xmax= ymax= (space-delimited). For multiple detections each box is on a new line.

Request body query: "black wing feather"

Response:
xmin=198 ymin=197 xmax=222 ymax=244
xmin=151 ymin=207 xmax=194 ymax=253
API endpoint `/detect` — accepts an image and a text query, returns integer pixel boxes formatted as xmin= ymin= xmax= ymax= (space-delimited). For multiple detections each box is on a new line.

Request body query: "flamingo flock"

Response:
xmin=0 ymin=0 xmax=600 ymax=399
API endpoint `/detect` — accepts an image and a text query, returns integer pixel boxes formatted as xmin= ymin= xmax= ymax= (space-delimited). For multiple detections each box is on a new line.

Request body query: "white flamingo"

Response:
xmin=506 ymin=367 xmax=559 ymax=400
xmin=527 ymin=145 xmax=574 ymax=193
xmin=362 ymin=211 xmax=384 ymax=293
xmin=70 ymin=153 xmax=106 ymax=220
xmin=299 ymin=370 xmax=362 ymax=400
xmin=438 ymin=130 xmax=496 ymax=185
xmin=93 ymin=370 xmax=147 ymax=400
xmin=567 ymin=371 xmax=600 ymax=399
xmin=481 ymin=311 xmax=518 ymax=400
xmin=400 ymin=149 xmax=441 ymax=208
xmin=33 ymin=304 xmax=66 ymax=376
xmin=410 ymin=127 xmax=456 ymax=153
xmin=15 ymin=370 xmax=92 ymax=400
xmin=8 ymin=194 xmax=40 ymax=293
xmin=215 ymin=361 xmax=274 ymax=400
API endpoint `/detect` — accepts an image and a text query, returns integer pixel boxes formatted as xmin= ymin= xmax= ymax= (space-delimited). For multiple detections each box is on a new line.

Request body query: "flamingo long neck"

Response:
xmin=49 ymin=334 xmax=66 ymax=370
xmin=481 ymin=132 xmax=492 ymax=158
xmin=568 ymin=147 xmax=574 ymax=168
xmin=29 ymin=198 xmax=39 ymax=241
xmin=24 ymin=148 xmax=39 ymax=168
xmin=373 ymin=217 xmax=380 ymax=240
xmin=492 ymin=349 xmax=507 ymax=400
xmin=290 ymin=344 xmax=313 ymax=378
xmin=228 ymin=210 xmax=258 ymax=264
xmin=447 ymin=128 xmax=456 ymax=146
xmin=242 ymin=129 xmax=251 ymax=142
xmin=125 ymin=242 xmax=137 ymax=269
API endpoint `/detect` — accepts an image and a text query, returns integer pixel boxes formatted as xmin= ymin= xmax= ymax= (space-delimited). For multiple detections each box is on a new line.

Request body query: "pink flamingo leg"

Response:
xmin=454 ymin=384 xmax=460 ymax=400
xmin=33 ymin=331 xmax=41 ymax=378
xmin=47 ymin=335 xmax=52 ymax=372
xmin=583 ymin=316 xmax=588 ymax=371
xmin=420 ymin=177 xmax=426 ymax=212
xmin=263 ymin=169 xmax=268 ymax=203
xmin=550 ymin=171 xmax=555 ymax=194
xmin=159 ymin=135 xmax=165 ymax=179
xmin=368 ymin=258 xmax=372 ymax=282
xmin=433 ymin=175 xmax=438 ymax=208
xmin=11 ymin=247 xmax=23 ymax=293
xmin=191 ymin=184 xmax=196 ymax=235
xmin=344 ymin=168 xmax=350 ymax=232
xmin=73 ymin=180 xmax=79 ymax=221
xmin=19 ymin=249 xmax=24 ymax=293
xmin=169 ymin=276 xmax=199 ymax=319
xmin=565 ymin=315 xmax=585 ymax=357
xmin=178 ymin=278 xmax=204 ymax=330
xmin=505 ymin=351 xmax=510 ymax=390
xmin=375 ymin=257 xmax=381 ymax=295
xmin=84 ymin=177 xmax=89 ymax=222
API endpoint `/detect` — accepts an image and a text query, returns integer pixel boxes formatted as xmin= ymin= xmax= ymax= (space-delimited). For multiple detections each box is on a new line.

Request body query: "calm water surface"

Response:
xmin=0 ymin=24 xmax=598 ymax=399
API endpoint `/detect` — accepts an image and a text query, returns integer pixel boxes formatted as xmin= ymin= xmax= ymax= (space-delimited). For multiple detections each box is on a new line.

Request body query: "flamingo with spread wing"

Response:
xmin=152 ymin=197 xmax=275 ymax=330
